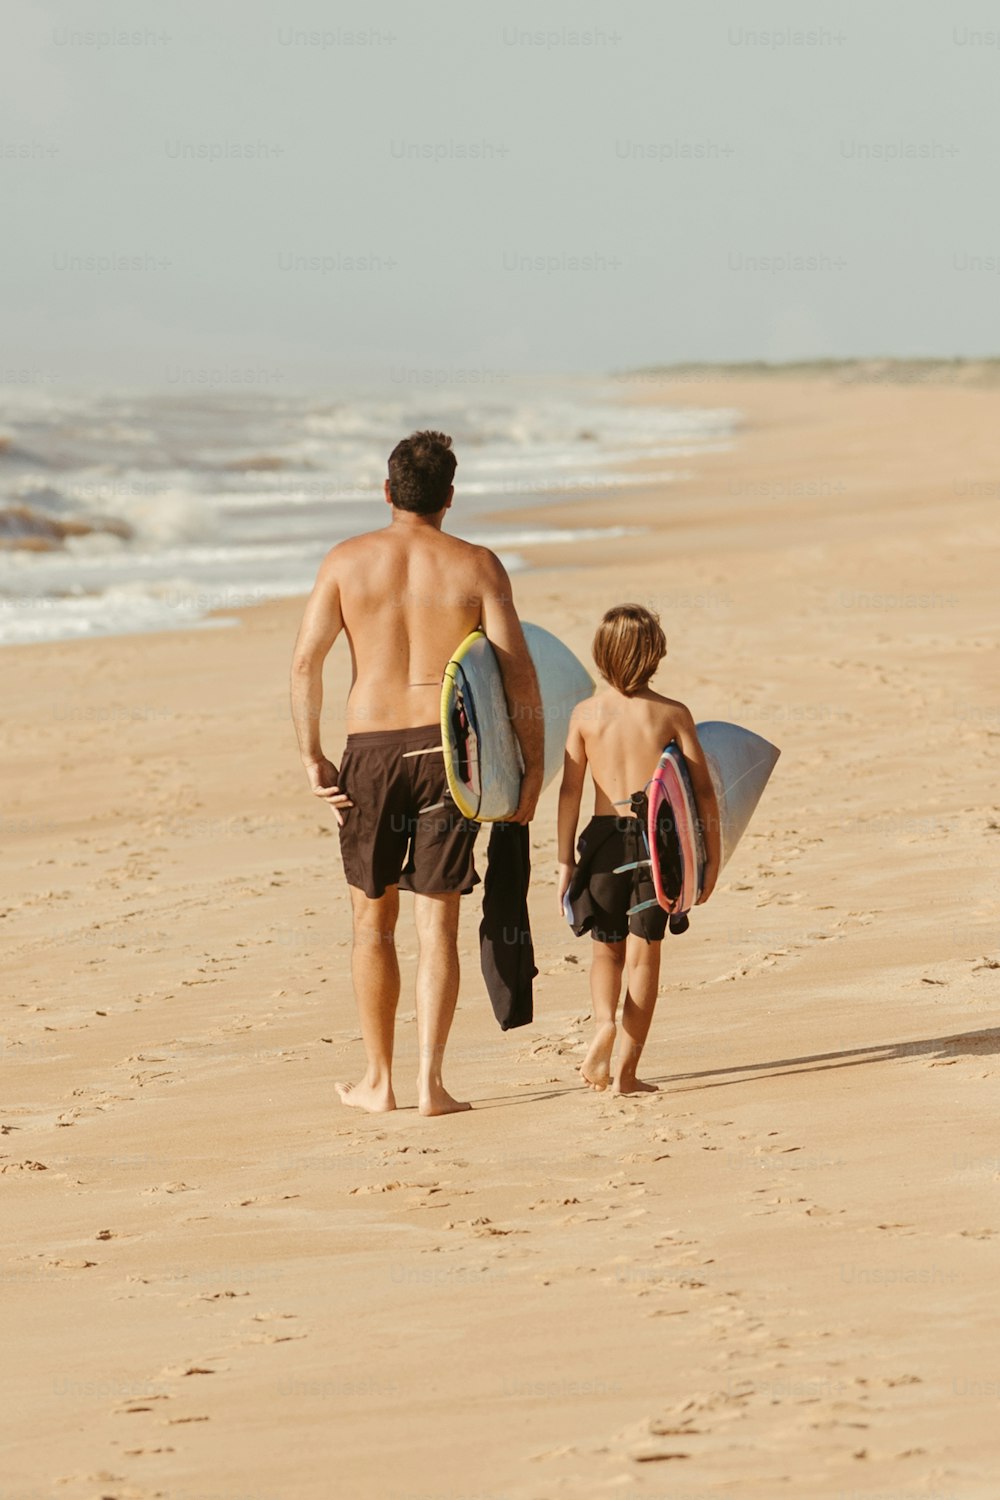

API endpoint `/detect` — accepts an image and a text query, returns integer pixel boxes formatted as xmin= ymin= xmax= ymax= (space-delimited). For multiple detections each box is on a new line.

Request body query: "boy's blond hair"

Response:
xmin=592 ymin=603 xmax=667 ymax=696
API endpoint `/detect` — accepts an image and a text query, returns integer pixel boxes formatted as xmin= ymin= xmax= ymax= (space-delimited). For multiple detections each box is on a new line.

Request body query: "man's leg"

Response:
xmin=413 ymin=890 xmax=470 ymax=1117
xmin=335 ymin=883 xmax=400 ymax=1113
xmin=581 ymin=937 xmax=625 ymax=1090
xmin=615 ymin=936 xmax=662 ymax=1095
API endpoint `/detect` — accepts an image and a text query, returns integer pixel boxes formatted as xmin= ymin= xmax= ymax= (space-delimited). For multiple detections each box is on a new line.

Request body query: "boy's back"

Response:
xmin=571 ymin=687 xmax=696 ymax=814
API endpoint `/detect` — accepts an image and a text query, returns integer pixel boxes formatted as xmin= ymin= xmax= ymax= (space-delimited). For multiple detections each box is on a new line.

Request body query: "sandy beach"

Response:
xmin=3 ymin=372 xmax=999 ymax=1499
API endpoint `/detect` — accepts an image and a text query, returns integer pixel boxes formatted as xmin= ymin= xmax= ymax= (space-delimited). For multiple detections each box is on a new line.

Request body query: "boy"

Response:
xmin=556 ymin=604 xmax=721 ymax=1094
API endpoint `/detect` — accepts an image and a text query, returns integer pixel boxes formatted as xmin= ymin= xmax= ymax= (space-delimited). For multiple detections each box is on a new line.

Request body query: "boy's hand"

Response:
xmin=696 ymin=861 xmax=718 ymax=905
xmin=556 ymin=860 xmax=576 ymax=914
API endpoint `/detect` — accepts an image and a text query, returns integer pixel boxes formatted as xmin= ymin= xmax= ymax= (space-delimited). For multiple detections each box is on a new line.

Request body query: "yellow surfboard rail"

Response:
xmin=440 ymin=630 xmax=491 ymax=820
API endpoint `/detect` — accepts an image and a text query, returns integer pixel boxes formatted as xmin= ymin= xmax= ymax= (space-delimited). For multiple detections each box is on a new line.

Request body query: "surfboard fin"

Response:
xmin=612 ymin=859 xmax=652 ymax=875
xmin=626 ymin=897 xmax=661 ymax=916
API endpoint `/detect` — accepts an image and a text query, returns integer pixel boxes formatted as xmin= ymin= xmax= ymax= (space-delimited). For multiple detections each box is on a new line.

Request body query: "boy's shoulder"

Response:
xmin=570 ymin=689 xmax=694 ymax=732
xmin=646 ymin=689 xmax=693 ymax=721
xmin=653 ymin=694 xmax=698 ymax=739
xmin=570 ymin=688 xmax=621 ymax=722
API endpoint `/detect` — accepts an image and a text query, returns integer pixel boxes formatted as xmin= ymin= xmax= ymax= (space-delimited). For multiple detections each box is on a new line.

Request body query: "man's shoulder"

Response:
xmin=321 ymin=529 xmax=386 ymax=567
xmin=436 ymin=532 xmax=506 ymax=587
xmin=441 ymin=529 xmax=497 ymax=561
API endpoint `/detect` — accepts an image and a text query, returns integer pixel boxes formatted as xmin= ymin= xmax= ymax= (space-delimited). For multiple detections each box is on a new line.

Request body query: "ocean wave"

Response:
xmin=0 ymin=503 xmax=132 ymax=551
xmin=0 ymin=379 xmax=740 ymax=644
xmin=0 ymin=435 xmax=48 ymax=468
xmin=219 ymin=453 xmax=318 ymax=473
xmin=467 ymin=525 xmax=642 ymax=547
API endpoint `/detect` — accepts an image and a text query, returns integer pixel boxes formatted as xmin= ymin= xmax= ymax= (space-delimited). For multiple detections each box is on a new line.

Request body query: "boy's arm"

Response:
xmin=556 ymin=709 xmax=587 ymax=911
xmin=676 ymin=707 xmax=722 ymax=904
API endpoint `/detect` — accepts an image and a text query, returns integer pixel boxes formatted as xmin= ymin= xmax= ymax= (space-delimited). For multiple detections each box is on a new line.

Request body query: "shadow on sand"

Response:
xmin=469 ymin=1026 xmax=1000 ymax=1109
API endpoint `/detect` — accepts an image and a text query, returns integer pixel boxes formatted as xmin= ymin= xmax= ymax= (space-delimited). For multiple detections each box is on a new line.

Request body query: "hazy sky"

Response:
xmin=5 ymin=0 xmax=999 ymax=386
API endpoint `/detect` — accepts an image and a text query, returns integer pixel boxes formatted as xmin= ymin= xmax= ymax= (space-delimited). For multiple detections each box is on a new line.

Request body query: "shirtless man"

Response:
xmin=290 ymin=431 xmax=543 ymax=1116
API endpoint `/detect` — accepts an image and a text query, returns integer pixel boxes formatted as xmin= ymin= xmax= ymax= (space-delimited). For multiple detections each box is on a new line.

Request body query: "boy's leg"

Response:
xmin=413 ymin=890 xmax=471 ymax=1117
xmin=582 ymin=937 xmax=626 ymax=1090
xmin=616 ymin=936 xmax=662 ymax=1094
xmin=336 ymin=884 xmax=401 ymax=1112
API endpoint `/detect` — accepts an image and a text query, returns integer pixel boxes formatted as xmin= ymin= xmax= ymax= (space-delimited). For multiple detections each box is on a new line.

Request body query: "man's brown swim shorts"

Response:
xmin=336 ymin=724 xmax=480 ymax=899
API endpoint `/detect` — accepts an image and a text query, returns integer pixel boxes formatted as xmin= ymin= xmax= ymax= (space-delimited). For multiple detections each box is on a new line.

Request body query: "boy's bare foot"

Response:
xmin=613 ymin=1074 xmax=659 ymax=1096
xmin=418 ymin=1085 xmax=472 ymax=1117
xmin=581 ymin=1022 xmax=616 ymax=1091
xmin=335 ymin=1078 xmax=396 ymax=1113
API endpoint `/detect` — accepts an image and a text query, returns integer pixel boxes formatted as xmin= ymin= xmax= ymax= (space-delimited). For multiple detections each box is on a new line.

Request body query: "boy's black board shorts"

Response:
xmin=567 ymin=814 xmax=667 ymax=944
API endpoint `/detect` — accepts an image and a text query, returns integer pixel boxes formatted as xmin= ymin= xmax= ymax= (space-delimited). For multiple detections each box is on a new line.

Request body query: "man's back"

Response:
xmin=330 ymin=524 xmax=493 ymax=732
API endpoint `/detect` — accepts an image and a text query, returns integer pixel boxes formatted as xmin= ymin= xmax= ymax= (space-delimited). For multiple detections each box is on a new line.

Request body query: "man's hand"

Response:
xmin=507 ymin=770 xmax=543 ymax=826
xmin=696 ymin=860 xmax=719 ymax=905
xmin=556 ymin=860 xmax=576 ymax=915
xmin=304 ymin=757 xmax=354 ymax=828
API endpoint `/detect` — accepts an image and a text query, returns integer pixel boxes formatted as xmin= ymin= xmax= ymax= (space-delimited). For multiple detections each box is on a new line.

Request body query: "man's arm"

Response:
xmin=556 ymin=709 xmax=587 ymax=911
xmin=290 ymin=552 xmax=353 ymax=825
xmin=675 ymin=707 xmax=721 ymax=903
xmin=479 ymin=551 xmax=544 ymax=825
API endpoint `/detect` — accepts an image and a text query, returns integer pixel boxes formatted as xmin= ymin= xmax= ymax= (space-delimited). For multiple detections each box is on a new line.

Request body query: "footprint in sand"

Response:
xmin=444 ymin=1216 xmax=523 ymax=1237
xmin=411 ymin=1187 xmax=463 ymax=1208
xmin=114 ymin=1395 xmax=171 ymax=1415
xmin=239 ymin=1314 xmax=307 ymax=1350
xmin=60 ymin=1470 xmax=160 ymax=1498
xmin=226 ymin=1192 xmax=300 ymax=1208
xmin=188 ymin=1289 xmax=250 ymax=1303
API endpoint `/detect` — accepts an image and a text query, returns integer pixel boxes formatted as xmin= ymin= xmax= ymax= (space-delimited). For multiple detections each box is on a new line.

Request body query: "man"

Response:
xmin=290 ymin=431 xmax=543 ymax=1117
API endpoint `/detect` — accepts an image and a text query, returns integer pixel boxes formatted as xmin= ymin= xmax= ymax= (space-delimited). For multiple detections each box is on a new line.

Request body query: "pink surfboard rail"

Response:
xmin=647 ymin=745 xmax=701 ymax=913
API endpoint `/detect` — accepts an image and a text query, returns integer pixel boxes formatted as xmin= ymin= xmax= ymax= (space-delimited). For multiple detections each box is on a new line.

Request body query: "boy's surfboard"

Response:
xmin=698 ymin=720 xmax=781 ymax=870
xmin=441 ymin=623 xmax=594 ymax=821
xmin=648 ymin=745 xmax=703 ymax=912
xmin=649 ymin=722 xmax=780 ymax=914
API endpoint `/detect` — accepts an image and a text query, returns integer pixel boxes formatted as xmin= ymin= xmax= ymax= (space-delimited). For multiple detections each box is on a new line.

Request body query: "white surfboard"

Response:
xmin=696 ymin=721 xmax=780 ymax=870
xmin=441 ymin=623 xmax=594 ymax=821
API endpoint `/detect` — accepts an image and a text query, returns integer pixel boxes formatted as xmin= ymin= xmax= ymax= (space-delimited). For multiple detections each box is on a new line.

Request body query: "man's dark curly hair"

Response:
xmin=387 ymin=430 xmax=457 ymax=515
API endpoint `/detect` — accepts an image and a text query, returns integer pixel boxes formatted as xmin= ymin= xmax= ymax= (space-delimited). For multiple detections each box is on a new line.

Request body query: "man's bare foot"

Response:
xmin=335 ymin=1078 xmax=396 ymax=1113
xmin=418 ymin=1084 xmax=472 ymax=1117
xmin=580 ymin=1021 xmax=616 ymax=1091
xmin=613 ymin=1075 xmax=659 ymax=1096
